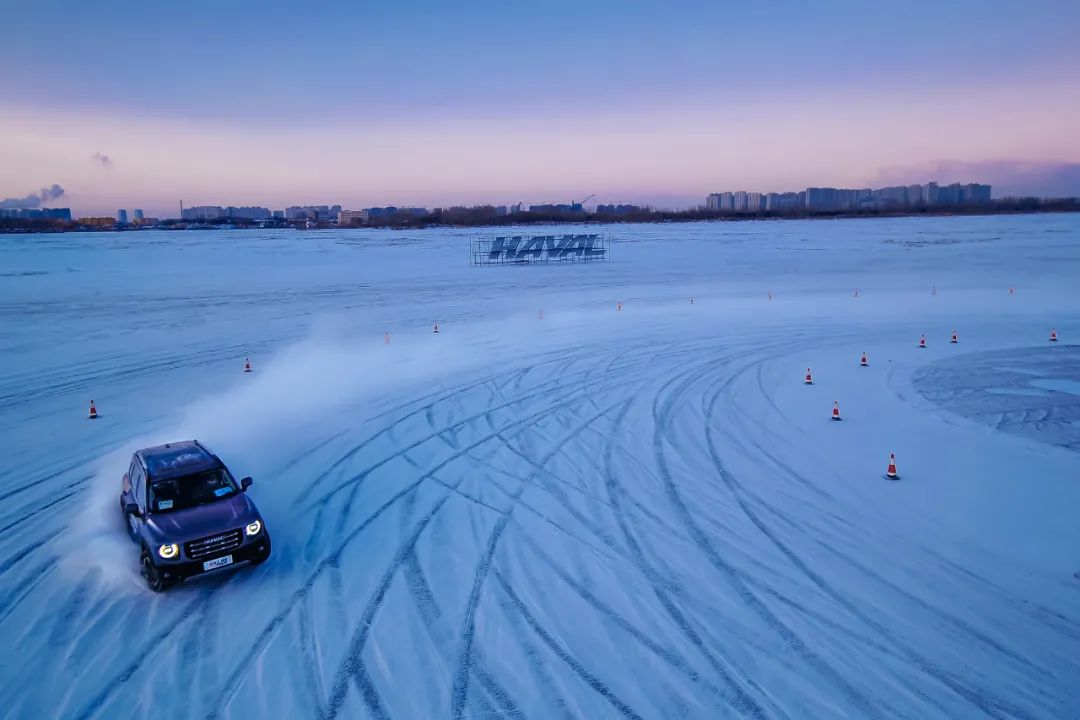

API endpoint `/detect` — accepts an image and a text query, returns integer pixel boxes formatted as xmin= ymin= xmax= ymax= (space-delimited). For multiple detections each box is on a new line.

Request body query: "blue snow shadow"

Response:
xmin=913 ymin=345 xmax=1080 ymax=453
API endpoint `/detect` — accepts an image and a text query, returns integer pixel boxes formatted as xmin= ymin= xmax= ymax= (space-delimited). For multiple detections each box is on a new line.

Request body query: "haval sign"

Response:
xmin=471 ymin=234 xmax=611 ymax=265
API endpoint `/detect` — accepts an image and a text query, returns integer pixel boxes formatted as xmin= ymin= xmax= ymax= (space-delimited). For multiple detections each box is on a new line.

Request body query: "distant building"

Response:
xmin=133 ymin=209 xmax=145 ymax=222
xmin=285 ymin=206 xmax=308 ymax=220
xmin=358 ymin=206 xmax=428 ymax=223
xmin=939 ymin=183 xmax=962 ymax=205
xmin=272 ymin=210 xmax=284 ymax=220
xmin=338 ymin=210 xmax=364 ymax=225
xmin=117 ymin=209 xmax=128 ymax=224
xmin=962 ymin=183 xmax=992 ymax=203
xmin=182 ymin=206 xmax=225 ymax=221
xmin=180 ymin=206 xmax=270 ymax=221
xmin=1 ymin=207 xmax=72 ymax=220
xmin=765 ymin=192 xmax=801 ymax=211
xmin=528 ymin=203 xmax=584 ymax=214
xmin=713 ymin=181 xmax=989 ymax=213
xmin=43 ymin=208 xmax=72 ymax=221
xmin=361 ymin=207 xmax=395 ymax=222
xmin=226 ymin=206 xmax=271 ymax=220
xmin=596 ymin=204 xmax=641 ymax=215
xmin=78 ymin=217 xmax=115 ymax=227
xmin=285 ymin=205 xmax=339 ymax=221
xmin=805 ymin=188 xmax=839 ymax=210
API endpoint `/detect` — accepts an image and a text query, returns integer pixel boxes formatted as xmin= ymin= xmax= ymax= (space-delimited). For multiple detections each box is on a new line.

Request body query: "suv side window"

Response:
xmin=132 ymin=465 xmax=146 ymax=510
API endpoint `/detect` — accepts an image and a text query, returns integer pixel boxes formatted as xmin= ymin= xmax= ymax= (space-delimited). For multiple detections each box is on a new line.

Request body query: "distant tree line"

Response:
xmin=354 ymin=197 xmax=1080 ymax=229
xmin=3 ymin=197 xmax=1079 ymax=233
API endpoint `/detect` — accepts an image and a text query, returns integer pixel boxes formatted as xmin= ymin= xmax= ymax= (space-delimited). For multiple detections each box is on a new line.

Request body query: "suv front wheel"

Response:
xmin=140 ymin=547 xmax=173 ymax=593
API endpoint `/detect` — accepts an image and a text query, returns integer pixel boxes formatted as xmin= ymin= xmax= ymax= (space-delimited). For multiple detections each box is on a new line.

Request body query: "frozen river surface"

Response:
xmin=1 ymin=215 xmax=1078 ymax=719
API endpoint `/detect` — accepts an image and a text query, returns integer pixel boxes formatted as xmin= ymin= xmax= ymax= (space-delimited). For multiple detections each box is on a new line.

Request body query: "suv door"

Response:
xmin=132 ymin=464 xmax=146 ymax=513
xmin=127 ymin=464 xmax=146 ymax=536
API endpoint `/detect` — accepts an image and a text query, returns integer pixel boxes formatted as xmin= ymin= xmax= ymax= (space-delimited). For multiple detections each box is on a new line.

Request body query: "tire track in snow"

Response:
xmin=320 ymin=378 xmax=630 ymax=719
xmin=302 ymin=346 xmax=587 ymax=500
xmin=707 ymin=345 xmax=1056 ymax=718
xmin=651 ymin=349 xmax=882 ymax=718
xmin=71 ymin=589 xmax=229 ymax=720
xmin=449 ymin=399 xmax=627 ymax=719
xmin=209 ymin=377 xmax=626 ymax=719
xmin=697 ymin=337 xmax=1048 ymax=719
xmin=599 ymin=359 xmax=772 ymax=719
xmin=0 ymin=477 xmax=90 ymax=538
xmin=493 ymin=570 xmax=645 ymax=720
xmin=327 ymin=351 xmax=589 ymax=534
xmin=518 ymin=530 xmax=732 ymax=706
xmin=313 ymin=352 xmax=605 ymax=527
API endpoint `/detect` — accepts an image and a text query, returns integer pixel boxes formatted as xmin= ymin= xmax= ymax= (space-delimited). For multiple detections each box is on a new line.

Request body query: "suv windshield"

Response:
xmin=149 ymin=469 xmax=238 ymax=513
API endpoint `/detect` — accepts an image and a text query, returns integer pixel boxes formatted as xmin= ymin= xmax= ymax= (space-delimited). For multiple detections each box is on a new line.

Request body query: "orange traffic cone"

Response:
xmin=384 ymin=331 xmax=390 ymax=345
xmin=804 ymin=368 xmax=813 ymax=385
xmin=950 ymin=330 xmax=958 ymax=344
xmin=244 ymin=358 xmax=252 ymax=373
xmin=831 ymin=401 xmax=841 ymax=421
xmin=88 ymin=400 xmax=98 ymax=420
xmin=886 ymin=453 xmax=898 ymax=480
xmin=433 ymin=321 xmax=440 ymax=334
xmin=919 ymin=334 xmax=927 ymax=348
xmin=860 ymin=352 xmax=868 ymax=367
xmin=1050 ymin=328 xmax=1058 ymax=342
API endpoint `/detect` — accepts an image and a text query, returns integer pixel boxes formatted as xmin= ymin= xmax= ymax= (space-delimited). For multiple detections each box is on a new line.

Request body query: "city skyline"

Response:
xmin=3 ymin=0 xmax=1080 ymax=217
xmin=706 ymin=182 xmax=993 ymax=212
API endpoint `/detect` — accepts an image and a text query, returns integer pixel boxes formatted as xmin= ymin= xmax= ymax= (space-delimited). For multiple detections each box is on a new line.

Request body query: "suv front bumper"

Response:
xmin=160 ymin=534 xmax=271 ymax=583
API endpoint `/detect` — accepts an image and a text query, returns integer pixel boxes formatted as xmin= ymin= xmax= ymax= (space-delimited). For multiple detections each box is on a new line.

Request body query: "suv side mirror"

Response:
xmin=241 ymin=477 xmax=253 ymax=490
xmin=124 ymin=500 xmax=141 ymax=518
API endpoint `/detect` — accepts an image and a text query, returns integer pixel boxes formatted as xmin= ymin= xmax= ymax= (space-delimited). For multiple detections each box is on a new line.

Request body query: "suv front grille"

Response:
xmin=185 ymin=529 xmax=243 ymax=560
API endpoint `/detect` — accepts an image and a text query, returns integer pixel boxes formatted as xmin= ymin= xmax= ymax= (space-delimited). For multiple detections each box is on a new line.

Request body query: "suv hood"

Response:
xmin=146 ymin=492 xmax=260 ymax=543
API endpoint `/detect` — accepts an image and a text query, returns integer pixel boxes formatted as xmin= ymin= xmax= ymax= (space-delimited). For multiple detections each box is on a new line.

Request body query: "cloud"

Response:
xmin=92 ymin=152 xmax=114 ymax=168
xmin=0 ymin=184 xmax=66 ymax=209
xmin=871 ymin=160 xmax=1080 ymax=198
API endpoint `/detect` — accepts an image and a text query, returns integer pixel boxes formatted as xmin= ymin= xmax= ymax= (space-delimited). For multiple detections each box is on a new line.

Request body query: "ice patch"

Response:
xmin=913 ymin=345 xmax=1080 ymax=452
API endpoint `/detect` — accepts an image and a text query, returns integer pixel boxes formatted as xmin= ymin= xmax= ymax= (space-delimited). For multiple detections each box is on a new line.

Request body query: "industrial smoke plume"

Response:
xmin=0 ymin=184 xmax=66 ymax=209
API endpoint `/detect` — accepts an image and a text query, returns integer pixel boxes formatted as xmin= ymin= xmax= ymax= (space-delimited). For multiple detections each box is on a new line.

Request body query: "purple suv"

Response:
xmin=120 ymin=440 xmax=271 ymax=592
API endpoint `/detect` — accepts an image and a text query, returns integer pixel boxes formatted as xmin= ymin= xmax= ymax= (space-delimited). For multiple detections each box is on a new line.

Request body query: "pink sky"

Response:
xmin=3 ymin=79 xmax=1079 ymax=217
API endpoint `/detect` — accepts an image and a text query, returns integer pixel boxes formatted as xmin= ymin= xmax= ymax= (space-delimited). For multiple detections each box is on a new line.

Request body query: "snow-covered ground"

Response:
xmin=1 ymin=214 xmax=1078 ymax=719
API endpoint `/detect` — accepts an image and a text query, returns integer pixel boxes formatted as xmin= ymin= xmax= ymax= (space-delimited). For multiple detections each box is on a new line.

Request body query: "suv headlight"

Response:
xmin=245 ymin=520 xmax=262 ymax=536
xmin=158 ymin=543 xmax=179 ymax=559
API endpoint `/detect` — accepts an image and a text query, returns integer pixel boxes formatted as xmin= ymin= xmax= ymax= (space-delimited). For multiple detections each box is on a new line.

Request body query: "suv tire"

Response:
xmin=141 ymin=547 xmax=172 ymax=593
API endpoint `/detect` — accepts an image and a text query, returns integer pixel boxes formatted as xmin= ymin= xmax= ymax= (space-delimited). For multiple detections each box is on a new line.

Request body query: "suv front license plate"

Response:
xmin=203 ymin=555 xmax=233 ymax=572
